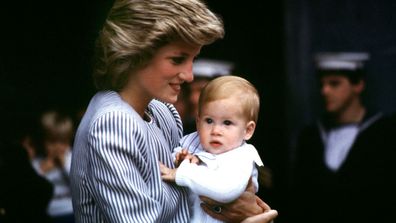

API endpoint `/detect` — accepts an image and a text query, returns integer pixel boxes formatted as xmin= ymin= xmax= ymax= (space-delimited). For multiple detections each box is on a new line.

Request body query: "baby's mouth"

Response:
xmin=210 ymin=141 xmax=222 ymax=148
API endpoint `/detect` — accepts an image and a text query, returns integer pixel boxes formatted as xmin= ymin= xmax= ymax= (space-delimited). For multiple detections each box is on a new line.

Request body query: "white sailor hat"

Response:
xmin=193 ymin=59 xmax=234 ymax=78
xmin=314 ymin=52 xmax=370 ymax=71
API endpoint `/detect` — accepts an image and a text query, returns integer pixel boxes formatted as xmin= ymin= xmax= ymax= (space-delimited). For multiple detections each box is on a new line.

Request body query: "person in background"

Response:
xmin=178 ymin=58 xmax=234 ymax=134
xmin=31 ymin=110 xmax=75 ymax=223
xmin=161 ymin=76 xmax=269 ymax=223
xmin=0 ymin=94 xmax=53 ymax=223
xmin=70 ymin=0 xmax=277 ymax=222
xmin=0 ymin=138 xmax=54 ymax=223
xmin=289 ymin=52 xmax=396 ymax=223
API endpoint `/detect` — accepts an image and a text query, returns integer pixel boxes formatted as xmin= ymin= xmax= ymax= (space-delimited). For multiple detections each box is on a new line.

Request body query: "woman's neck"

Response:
xmin=119 ymin=88 xmax=151 ymax=118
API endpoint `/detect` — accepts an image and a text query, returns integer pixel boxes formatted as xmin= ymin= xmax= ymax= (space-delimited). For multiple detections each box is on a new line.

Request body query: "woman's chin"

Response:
xmin=159 ymin=95 xmax=178 ymax=104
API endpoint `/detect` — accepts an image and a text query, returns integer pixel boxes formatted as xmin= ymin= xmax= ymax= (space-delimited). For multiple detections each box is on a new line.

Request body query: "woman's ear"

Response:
xmin=244 ymin=121 xmax=256 ymax=140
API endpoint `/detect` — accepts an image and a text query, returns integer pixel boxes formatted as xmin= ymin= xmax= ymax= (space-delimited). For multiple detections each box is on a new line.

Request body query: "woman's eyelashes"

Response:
xmin=171 ymin=56 xmax=187 ymax=65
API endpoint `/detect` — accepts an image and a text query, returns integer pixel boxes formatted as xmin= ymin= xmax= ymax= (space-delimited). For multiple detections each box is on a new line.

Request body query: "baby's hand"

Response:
xmin=175 ymin=149 xmax=200 ymax=166
xmin=159 ymin=162 xmax=177 ymax=182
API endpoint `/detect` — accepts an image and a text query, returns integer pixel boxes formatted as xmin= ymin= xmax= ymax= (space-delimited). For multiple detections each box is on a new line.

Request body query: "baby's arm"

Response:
xmin=161 ymin=149 xmax=200 ymax=181
xmin=176 ymin=153 xmax=253 ymax=203
xmin=175 ymin=149 xmax=200 ymax=167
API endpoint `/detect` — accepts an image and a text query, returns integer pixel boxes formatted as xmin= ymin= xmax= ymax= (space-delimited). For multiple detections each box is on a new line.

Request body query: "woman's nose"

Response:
xmin=180 ymin=63 xmax=194 ymax=83
xmin=180 ymin=72 xmax=193 ymax=83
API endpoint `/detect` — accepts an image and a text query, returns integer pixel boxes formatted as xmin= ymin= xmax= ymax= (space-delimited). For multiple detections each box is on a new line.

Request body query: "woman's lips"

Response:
xmin=170 ymin=83 xmax=181 ymax=92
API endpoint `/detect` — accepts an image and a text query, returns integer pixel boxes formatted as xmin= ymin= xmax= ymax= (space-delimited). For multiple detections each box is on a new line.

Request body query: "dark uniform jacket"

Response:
xmin=289 ymin=111 xmax=396 ymax=223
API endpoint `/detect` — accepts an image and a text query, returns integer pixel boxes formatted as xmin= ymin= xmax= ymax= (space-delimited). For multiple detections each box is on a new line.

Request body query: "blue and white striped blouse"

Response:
xmin=70 ymin=91 xmax=190 ymax=223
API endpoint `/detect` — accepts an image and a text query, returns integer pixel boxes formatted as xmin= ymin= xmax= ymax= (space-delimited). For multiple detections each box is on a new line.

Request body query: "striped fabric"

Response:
xmin=70 ymin=91 xmax=190 ymax=223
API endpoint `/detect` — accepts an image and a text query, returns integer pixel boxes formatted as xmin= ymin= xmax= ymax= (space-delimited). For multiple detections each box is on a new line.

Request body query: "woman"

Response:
xmin=70 ymin=0 xmax=277 ymax=222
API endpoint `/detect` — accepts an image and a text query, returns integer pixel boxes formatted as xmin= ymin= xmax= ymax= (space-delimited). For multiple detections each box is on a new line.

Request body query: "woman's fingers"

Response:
xmin=240 ymin=210 xmax=278 ymax=223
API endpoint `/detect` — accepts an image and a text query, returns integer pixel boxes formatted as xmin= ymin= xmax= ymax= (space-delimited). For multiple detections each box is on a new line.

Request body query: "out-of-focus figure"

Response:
xmin=30 ymin=110 xmax=75 ymax=223
xmin=0 ymin=91 xmax=54 ymax=223
xmin=289 ymin=52 xmax=396 ymax=223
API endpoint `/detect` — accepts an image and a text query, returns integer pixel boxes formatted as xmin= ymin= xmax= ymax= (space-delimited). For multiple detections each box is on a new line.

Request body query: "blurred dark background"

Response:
xmin=1 ymin=0 xmax=396 ymax=222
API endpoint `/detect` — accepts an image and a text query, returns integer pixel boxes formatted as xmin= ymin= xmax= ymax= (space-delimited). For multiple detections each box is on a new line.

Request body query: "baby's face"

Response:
xmin=196 ymin=97 xmax=252 ymax=155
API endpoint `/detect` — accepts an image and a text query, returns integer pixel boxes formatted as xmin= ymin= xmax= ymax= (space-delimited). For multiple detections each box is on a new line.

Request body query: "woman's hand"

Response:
xmin=199 ymin=177 xmax=277 ymax=223
xmin=241 ymin=209 xmax=278 ymax=223
xmin=241 ymin=198 xmax=278 ymax=223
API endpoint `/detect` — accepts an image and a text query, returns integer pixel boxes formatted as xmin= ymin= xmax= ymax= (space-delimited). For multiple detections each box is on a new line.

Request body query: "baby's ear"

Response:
xmin=244 ymin=121 xmax=256 ymax=140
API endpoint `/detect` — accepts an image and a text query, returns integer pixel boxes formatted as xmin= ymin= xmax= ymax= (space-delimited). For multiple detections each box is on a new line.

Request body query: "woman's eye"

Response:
xmin=171 ymin=56 xmax=186 ymax=65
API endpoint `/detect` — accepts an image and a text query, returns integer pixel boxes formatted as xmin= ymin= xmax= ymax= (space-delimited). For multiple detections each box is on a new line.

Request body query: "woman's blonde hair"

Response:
xmin=93 ymin=0 xmax=224 ymax=91
xmin=198 ymin=76 xmax=260 ymax=123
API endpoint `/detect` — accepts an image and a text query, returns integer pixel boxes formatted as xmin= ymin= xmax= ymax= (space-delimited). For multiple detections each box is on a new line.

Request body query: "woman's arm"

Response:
xmin=88 ymin=112 xmax=161 ymax=222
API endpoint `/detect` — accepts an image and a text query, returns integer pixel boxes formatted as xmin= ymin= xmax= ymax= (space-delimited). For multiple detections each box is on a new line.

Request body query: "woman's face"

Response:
xmin=126 ymin=40 xmax=201 ymax=105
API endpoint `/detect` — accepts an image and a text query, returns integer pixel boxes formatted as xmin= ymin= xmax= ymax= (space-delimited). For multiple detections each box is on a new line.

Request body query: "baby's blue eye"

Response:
xmin=223 ymin=120 xmax=232 ymax=125
xmin=205 ymin=118 xmax=213 ymax=124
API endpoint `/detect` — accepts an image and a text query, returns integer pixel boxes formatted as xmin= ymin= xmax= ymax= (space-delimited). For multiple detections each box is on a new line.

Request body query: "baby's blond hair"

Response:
xmin=198 ymin=76 xmax=260 ymax=123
